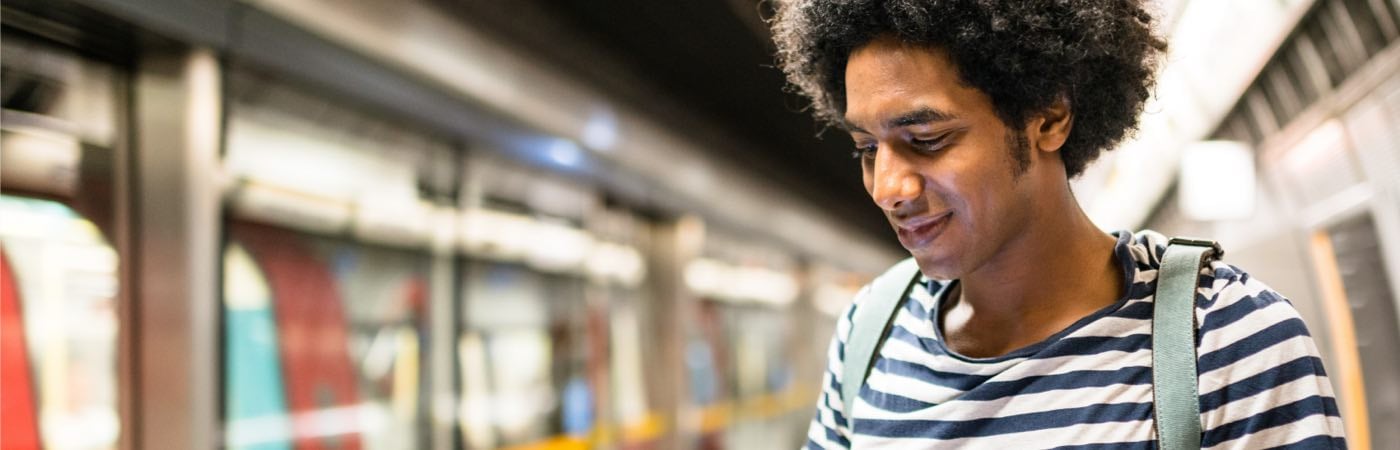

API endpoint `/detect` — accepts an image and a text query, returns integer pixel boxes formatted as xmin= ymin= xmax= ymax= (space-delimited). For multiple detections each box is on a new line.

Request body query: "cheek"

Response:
xmin=937 ymin=153 xmax=1012 ymax=223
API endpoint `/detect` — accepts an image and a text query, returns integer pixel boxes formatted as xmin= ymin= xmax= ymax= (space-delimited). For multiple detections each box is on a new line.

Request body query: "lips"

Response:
xmin=894 ymin=211 xmax=952 ymax=250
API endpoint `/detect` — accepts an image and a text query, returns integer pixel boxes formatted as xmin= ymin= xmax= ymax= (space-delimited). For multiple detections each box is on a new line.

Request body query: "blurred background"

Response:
xmin=0 ymin=0 xmax=1396 ymax=449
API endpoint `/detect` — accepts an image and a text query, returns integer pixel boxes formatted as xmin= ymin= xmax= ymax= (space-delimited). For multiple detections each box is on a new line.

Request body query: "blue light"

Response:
xmin=546 ymin=139 xmax=583 ymax=167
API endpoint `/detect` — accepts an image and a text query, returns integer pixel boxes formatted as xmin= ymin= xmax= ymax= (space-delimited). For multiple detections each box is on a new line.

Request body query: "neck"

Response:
xmin=952 ymin=182 xmax=1121 ymax=332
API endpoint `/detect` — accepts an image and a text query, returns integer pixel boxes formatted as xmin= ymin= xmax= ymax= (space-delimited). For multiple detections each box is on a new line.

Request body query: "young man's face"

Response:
xmin=843 ymin=36 xmax=1040 ymax=279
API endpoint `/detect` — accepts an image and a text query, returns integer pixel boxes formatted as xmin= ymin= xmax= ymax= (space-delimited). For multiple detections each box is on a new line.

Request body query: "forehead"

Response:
xmin=843 ymin=37 xmax=990 ymax=129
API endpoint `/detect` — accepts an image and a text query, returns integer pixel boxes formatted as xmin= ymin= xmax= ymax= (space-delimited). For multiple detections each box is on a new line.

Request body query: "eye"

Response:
xmin=850 ymin=143 xmax=877 ymax=161
xmin=909 ymin=135 xmax=950 ymax=153
xmin=908 ymin=128 xmax=963 ymax=153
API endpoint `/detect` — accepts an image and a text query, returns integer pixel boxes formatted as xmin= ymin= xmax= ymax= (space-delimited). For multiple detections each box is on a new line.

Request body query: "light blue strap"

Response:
xmin=841 ymin=257 xmax=922 ymax=417
xmin=1154 ymin=238 xmax=1221 ymax=450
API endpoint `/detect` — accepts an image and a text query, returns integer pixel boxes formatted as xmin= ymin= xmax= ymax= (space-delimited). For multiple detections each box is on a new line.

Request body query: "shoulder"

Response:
xmin=1196 ymin=260 xmax=1305 ymax=342
xmin=1128 ymin=230 xmax=1318 ymax=369
xmin=1128 ymin=230 xmax=1301 ymax=329
xmin=832 ymin=257 xmax=936 ymax=352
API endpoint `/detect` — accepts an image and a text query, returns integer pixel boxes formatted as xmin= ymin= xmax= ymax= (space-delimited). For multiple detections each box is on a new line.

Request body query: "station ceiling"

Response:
xmin=443 ymin=0 xmax=901 ymax=251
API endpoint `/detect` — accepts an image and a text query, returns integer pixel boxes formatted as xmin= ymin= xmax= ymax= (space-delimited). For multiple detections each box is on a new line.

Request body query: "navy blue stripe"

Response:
xmin=1036 ymin=333 xmax=1152 ymax=359
xmin=824 ymin=376 xmax=849 ymax=428
xmin=1199 ymin=318 xmax=1311 ymax=373
xmin=1200 ymin=290 xmax=1286 ymax=335
xmin=1201 ymin=395 xmax=1341 ymax=447
xmin=1113 ymin=299 xmax=1154 ymax=320
xmin=902 ymin=293 xmax=930 ymax=321
xmin=1125 ymin=281 xmax=1159 ymax=301
xmin=822 ymin=422 xmax=849 ymax=447
xmin=858 ymin=384 xmax=936 ymax=413
xmin=1049 ymin=441 xmax=1157 ymax=450
xmin=872 ymin=353 xmax=992 ymax=391
xmin=959 ymin=365 xmax=1151 ymax=401
xmin=1200 ymin=356 xmax=1324 ymax=413
xmin=853 ymin=401 xmax=1152 ymax=439
xmin=886 ymin=323 xmax=953 ymax=358
xmin=1265 ymin=434 xmax=1347 ymax=450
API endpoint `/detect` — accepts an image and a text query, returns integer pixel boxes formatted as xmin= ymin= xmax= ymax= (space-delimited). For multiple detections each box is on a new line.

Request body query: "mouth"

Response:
xmin=894 ymin=211 xmax=952 ymax=250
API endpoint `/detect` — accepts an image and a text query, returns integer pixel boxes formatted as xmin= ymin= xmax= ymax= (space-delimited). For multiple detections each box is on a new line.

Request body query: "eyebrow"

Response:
xmin=844 ymin=107 xmax=955 ymax=133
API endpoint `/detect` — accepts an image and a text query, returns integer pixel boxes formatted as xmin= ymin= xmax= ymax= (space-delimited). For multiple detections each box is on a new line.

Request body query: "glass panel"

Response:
xmin=223 ymin=221 xmax=431 ymax=450
xmin=1326 ymin=214 xmax=1400 ymax=444
xmin=459 ymin=260 xmax=592 ymax=449
xmin=0 ymin=195 xmax=120 ymax=449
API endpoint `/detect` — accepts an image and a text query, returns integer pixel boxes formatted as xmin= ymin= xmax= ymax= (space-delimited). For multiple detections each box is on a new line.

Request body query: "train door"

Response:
xmin=0 ymin=33 xmax=125 ymax=450
xmin=589 ymin=206 xmax=655 ymax=450
xmin=455 ymin=157 xmax=605 ymax=449
xmin=220 ymin=72 xmax=455 ymax=450
xmin=681 ymin=238 xmax=805 ymax=450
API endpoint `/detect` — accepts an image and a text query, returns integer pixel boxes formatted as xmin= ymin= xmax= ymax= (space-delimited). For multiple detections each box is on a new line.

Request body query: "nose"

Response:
xmin=867 ymin=145 xmax=922 ymax=211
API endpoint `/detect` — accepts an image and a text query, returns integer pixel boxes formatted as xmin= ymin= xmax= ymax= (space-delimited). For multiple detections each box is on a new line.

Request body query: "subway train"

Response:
xmin=2 ymin=0 xmax=1399 ymax=449
xmin=0 ymin=1 xmax=894 ymax=449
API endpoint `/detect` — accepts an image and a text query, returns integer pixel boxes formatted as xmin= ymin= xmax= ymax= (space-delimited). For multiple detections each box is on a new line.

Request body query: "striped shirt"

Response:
xmin=807 ymin=230 xmax=1347 ymax=449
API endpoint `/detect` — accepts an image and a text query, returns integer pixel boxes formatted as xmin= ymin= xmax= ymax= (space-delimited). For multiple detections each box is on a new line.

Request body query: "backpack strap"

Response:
xmin=1154 ymin=237 xmax=1223 ymax=450
xmin=841 ymin=257 xmax=922 ymax=416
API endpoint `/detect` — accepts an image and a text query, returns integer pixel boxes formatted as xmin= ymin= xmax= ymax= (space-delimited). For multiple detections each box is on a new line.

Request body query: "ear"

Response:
xmin=1026 ymin=96 xmax=1073 ymax=154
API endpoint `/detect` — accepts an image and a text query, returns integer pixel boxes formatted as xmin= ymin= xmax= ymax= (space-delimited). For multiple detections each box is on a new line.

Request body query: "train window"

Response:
xmin=220 ymin=73 xmax=454 ymax=450
xmin=223 ymin=222 xmax=432 ymax=449
xmin=1319 ymin=214 xmax=1400 ymax=445
xmin=458 ymin=260 xmax=592 ymax=448
xmin=0 ymin=196 xmax=121 ymax=449
xmin=1 ymin=34 xmax=123 ymax=450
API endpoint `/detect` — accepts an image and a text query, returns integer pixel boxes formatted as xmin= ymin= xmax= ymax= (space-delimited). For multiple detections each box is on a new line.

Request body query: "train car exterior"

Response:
xmin=0 ymin=1 xmax=895 ymax=449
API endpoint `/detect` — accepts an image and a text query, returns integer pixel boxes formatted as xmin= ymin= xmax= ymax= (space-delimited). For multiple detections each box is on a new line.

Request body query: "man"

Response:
xmin=770 ymin=1 xmax=1348 ymax=448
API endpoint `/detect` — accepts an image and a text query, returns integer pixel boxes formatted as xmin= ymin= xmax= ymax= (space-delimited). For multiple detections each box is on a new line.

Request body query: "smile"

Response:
xmin=894 ymin=211 xmax=952 ymax=250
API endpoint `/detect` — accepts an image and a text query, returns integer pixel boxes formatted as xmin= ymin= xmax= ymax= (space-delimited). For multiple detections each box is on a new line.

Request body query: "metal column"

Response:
xmin=130 ymin=46 xmax=223 ymax=450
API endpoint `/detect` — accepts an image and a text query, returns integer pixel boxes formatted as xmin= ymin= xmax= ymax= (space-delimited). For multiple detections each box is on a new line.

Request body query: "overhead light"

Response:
xmin=1178 ymin=140 xmax=1256 ymax=221
xmin=581 ymin=107 xmax=618 ymax=151
xmin=546 ymin=139 xmax=583 ymax=168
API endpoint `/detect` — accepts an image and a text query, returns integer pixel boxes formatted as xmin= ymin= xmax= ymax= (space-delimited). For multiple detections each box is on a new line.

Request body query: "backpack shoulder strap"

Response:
xmin=1154 ymin=237 xmax=1223 ymax=450
xmin=841 ymin=257 xmax=922 ymax=416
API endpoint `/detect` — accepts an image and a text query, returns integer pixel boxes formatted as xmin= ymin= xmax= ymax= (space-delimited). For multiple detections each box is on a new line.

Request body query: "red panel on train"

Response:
xmin=0 ymin=250 xmax=40 ymax=449
xmin=233 ymin=222 xmax=363 ymax=450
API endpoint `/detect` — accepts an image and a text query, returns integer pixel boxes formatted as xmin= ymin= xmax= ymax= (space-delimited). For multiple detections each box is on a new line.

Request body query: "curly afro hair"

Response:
xmin=771 ymin=0 xmax=1167 ymax=177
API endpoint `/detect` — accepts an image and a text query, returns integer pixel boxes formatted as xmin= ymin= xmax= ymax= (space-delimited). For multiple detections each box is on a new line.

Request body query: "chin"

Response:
xmin=908 ymin=247 xmax=964 ymax=281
